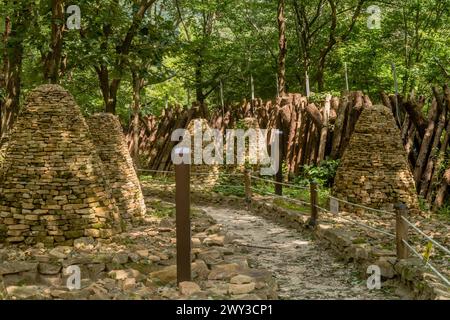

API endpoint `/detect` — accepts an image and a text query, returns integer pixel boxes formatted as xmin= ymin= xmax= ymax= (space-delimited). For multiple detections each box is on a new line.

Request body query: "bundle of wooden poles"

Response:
xmin=128 ymin=86 xmax=450 ymax=210
xmin=127 ymin=91 xmax=372 ymax=176
xmin=381 ymin=85 xmax=450 ymax=210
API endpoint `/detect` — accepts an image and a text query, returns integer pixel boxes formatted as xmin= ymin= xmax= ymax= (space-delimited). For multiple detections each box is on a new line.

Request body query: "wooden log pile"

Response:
xmin=127 ymin=91 xmax=371 ymax=178
xmin=381 ymin=85 xmax=450 ymax=210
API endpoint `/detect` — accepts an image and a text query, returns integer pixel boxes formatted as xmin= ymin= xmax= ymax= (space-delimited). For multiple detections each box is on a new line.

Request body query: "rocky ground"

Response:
xmin=202 ymin=204 xmax=402 ymax=300
xmin=2 ymin=176 xmax=437 ymax=300
xmin=0 ymin=198 xmax=277 ymax=300
xmin=312 ymin=202 xmax=450 ymax=283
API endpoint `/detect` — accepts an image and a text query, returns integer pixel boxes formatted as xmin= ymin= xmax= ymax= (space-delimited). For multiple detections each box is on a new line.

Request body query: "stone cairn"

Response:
xmin=332 ymin=105 xmax=420 ymax=213
xmin=186 ymin=119 xmax=220 ymax=187
xmin=87 ymin=113 xmax=146 ymax=228
xmin=0 ymin=85 xmax=122 ymax=245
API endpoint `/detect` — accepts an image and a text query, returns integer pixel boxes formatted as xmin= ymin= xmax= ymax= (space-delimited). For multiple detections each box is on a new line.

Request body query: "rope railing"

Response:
xmin=327 ymin=195 xmax=394 ymax=216
xmin=138 ymin=168 xmax=243 ymax=177
xmin=138 ymin=168 xmax=174 ymax=174
xmin=275 ymin=194 xmax=311 ymax=207
xmin=250 ymin=187 xmax=311 ymax=215
xmin=402 ymin=239 xmax=450 ymax=287
xmin=400 ymin=216 xmax=450 ymax=256
xmin=250 ymin=186 xmax=311 ymax=207
xmin=338 ymin=215 xmax=396 ymax=238
xmin=249 ymin=173 xmax=310 ymax=190
xmin=207 ymin=184 xmax=245 ymax=190
xmin=190 ymin=172 xmax=244 ymax=177
xmin=315 ymin=204 xmax=396 ymax=238
xmin=139 ymin=166 xmax=450 ymax=288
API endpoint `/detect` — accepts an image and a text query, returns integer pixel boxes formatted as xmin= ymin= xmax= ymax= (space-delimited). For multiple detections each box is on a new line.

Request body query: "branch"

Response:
xmin=174 ymin=0 xmax=191 ymax=41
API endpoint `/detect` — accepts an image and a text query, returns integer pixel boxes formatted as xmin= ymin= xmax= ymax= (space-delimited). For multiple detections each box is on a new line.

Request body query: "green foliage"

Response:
xmin=212 ymin=173 xmax=245 ymax=197
xmin=296 ymin=160 xmax=340 ymax=188
xmin=2 ymin=0 xmax=450 ymax=125
xmin=418 ymin=196 xmax=431 ymax=212
xmin=436 ymin=204 xmax=450 ymax=221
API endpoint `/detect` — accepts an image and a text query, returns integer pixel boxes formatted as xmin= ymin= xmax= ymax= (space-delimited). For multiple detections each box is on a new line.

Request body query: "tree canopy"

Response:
xmin=1 ymin=0 xmax=449 ymax=126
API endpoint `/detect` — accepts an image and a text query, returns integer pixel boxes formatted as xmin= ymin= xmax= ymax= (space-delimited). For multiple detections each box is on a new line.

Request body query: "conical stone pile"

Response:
xmin=87 ymin=113 xmax=146 ymax=227
xmin=332 ymin=105 xmax=420 ymax=213
xmin=0 ymin=85 xmax=122 ymax=245
xmin=186 ymin=119 xmax=220 ymax=187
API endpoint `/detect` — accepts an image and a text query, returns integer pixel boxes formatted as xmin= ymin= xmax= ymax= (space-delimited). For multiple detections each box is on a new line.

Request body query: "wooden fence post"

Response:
xmin=395 ymin=203 xmax=409 ymax=259
xmin=244 ymin=170 xmax=252 ymax=210
xmin=175 ymin=149 xmax=191 ymax=284
xmin=309 ymin=181 xmax=319 ymax=227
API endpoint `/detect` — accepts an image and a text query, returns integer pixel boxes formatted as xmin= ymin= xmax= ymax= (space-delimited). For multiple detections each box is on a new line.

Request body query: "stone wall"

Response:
xmin=0 ymin=85 xmax=122 ymax=245
xmin=332 ymin=105 xmax=420 ymax=213
xmin=87 ymin=113 xmax=146 ymax=227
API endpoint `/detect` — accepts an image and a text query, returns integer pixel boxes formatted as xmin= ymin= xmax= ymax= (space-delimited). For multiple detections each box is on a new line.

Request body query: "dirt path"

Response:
xmin=200 ymin=205 xmax=402 ymax=300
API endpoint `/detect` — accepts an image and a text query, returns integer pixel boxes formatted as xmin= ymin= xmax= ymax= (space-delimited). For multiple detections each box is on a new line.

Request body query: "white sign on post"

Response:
xmin=330 ymin=198 xmax=339 ymax=214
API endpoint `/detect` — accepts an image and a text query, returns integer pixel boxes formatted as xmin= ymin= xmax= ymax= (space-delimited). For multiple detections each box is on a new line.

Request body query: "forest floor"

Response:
xmin=0 ymin=196 xmax=277 ymax=300
xmin=3 ymin=175 xmax=446 ymax=300
xmin=142 ymin=174 xmax=450 ymax=286
xmin=140 ymin=178 xmax=416 ymax=300
xmin=201 ymin=204 xmax=401 ymax=299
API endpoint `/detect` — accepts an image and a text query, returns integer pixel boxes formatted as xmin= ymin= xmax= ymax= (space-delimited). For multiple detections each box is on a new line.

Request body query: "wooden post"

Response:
xmin=244 ymin=170 xmax=252 ymax=210
xmin=395 ymin=203 xmax=409 ymax=260
xmin=309 ymin=181 xmax=318 ymax=227
xmin=175 ymin=149 xmax=191 ymax=284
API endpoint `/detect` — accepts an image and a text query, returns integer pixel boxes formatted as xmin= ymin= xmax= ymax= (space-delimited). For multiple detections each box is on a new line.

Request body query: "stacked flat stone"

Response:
xmin=186 ymin=119 xmax=220 ymax=187
xmin=0 ymin=135 xmax=8 ymax=176
xmin=0 ymin=85 xmax=122 ymax=245
xmin=87 ymin=113 xmax=146 ymax=228
xmin=0 ymin=135 xmax=10 ymax=241
xmin=332 ymin=105 xmax=420 ymax=213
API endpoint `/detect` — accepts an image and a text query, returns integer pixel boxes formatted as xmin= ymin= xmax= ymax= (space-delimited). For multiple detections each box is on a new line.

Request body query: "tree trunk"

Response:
xmin=96 ymin=0 xmax=155 ymax=114
xmin=131 ymin=72 xmax=143 ymax=168
xmin=435 ymin=168 xmax=450 ymax=209
xmin=330 ymin=96 xmax=349 ymax=159
xmin=43 ymin=0 xmax=65 ymax=84
xmin=402 ymin=99 xmax=427 ymax=138
xmin=420 ymin=110 xmax=446 ymax=198
xmin=277 ymin=0 xmax=287 ymax=96
xmin=317 ymin=95 xmax=331 ymax=163
xmin=1 ymin=10 xmax=27 ymax=138
xmin=195 ymin=54 xmax=205 ymax=105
